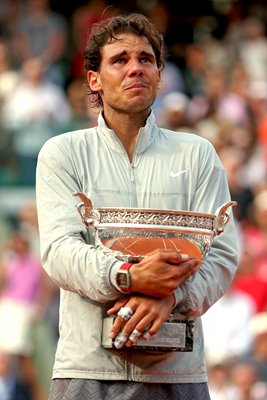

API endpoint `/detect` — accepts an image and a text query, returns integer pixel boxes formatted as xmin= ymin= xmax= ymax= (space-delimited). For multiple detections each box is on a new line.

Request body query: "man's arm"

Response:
xmin=171 ymin=140 xmax=238 ymax=317
xmin=36 ymin=136 xmax=123 ymax=302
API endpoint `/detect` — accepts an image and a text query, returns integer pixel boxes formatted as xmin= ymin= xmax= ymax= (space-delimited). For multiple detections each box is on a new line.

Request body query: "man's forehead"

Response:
xmin=102 ymin=33 xmax=153 ymax=55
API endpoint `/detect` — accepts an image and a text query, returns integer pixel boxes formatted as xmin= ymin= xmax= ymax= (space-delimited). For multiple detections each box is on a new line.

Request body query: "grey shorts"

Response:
xmin=49 ymin=379 xmax=211 ymax=400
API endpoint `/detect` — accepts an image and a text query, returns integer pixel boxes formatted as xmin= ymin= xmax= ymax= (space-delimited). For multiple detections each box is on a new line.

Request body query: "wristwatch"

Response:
xmin=116 ymin=262 xmax=133 ymax=293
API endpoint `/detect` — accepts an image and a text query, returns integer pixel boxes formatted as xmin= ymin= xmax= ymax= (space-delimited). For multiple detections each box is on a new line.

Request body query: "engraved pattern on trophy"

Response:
xmin=99 ymin=210 xmax=214 ymax=229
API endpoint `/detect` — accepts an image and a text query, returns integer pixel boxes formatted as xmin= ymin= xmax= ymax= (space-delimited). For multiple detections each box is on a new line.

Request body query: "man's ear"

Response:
xmin=156 ymin=70 xmax=161 ymax=90
xmin=87 ymin=70 xmax=101 ymax=91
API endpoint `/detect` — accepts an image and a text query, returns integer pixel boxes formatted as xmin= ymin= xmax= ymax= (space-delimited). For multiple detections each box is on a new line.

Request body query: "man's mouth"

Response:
xmin=125 ymin=82 xmax=148 ymax=91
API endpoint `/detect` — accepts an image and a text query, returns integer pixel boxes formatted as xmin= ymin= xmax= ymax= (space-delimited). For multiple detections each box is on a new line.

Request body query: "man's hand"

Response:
xmin=130 ymin=249 xmax=201 ymax=298
xmin=107 ymin=294 xmax=175 ymax=348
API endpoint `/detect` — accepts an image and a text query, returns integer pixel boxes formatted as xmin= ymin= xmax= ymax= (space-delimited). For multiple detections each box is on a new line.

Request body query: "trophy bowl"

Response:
xmin=73 ymin=192 xmax=237 ymax=262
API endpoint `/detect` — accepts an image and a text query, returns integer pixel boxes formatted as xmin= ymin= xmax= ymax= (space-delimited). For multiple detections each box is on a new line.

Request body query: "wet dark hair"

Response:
xmin=83 ymin=13 xmax=165 ymax=108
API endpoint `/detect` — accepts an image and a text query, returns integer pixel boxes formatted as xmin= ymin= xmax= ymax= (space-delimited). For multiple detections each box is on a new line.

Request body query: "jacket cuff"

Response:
xmin=172 ymin=287 xmax=185 ymax=310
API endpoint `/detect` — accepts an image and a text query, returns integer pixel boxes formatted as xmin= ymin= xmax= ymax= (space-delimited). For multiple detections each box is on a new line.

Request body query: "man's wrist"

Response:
xmin=116 ymin=262 xmax=134 ymax=293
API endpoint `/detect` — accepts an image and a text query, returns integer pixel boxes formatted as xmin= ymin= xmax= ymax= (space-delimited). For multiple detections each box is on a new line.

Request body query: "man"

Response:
xmin=36 ymin=13 xmax=237 ymax=400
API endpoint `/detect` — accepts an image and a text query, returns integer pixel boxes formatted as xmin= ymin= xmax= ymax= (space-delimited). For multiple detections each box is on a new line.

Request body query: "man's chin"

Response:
xmin=127 ymin=97 xmax=155 ymax=113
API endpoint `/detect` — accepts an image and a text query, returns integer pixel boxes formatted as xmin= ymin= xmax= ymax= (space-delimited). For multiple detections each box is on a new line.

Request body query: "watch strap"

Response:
xmin=119 ymin=262 xmax=133 ymax=271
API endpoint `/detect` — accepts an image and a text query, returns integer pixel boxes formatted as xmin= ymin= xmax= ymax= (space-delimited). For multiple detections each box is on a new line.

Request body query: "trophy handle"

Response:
xmin=213 ymin=201 xmax=237 ymax=236
xmin=73 ymin=192 xmax=95 ymax=227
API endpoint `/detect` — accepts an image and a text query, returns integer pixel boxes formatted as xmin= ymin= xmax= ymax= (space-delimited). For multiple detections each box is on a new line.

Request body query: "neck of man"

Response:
xmin=103 ymin=108 xmax=150 ymax=162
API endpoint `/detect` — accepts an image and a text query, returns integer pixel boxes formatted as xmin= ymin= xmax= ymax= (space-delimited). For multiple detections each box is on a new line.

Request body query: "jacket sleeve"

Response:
xmin=36 ymin=136 xmax=123 ymax=303
xmin=173 ymin=139 xmax=238 ymax=317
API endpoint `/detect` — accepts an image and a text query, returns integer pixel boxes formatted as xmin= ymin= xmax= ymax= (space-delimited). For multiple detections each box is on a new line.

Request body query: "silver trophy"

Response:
xmin=74 ymin=192 xmax=237 ymax=351
xmin=73 ymin=192 xmax=237 ymax=262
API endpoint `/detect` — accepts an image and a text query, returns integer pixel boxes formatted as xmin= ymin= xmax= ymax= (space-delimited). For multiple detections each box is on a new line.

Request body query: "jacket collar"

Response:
xmin=97 ymin=111 xmax=157 ymax=155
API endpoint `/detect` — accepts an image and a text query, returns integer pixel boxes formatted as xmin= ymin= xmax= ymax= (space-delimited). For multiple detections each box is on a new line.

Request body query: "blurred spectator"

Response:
xmin=69 ymin=0 xmax=116 ymax=81
xmin=222 ymin=2 xmax=245 ymax=62
xmin=193 ymin=114 xmax=228 ymax=154
xmin=246 ymin=80 xmax=267 ymax=171
xmin=202 ymin=286 xmax=256 ymax=366
xmin=200 ymin=66 xmax=226 ymax=115
xmin=144 ymin=0 xmax=170 ymax=36
xmin=182 ymin=43 xmax=206 ymax=98
xmin=208 ymin=363 xmax=239 ymax=400
xmin=0 ymin=0 xmax=24 ymax=38
xmin=2 ymin=57 xmax=71 ymax=186
xmin=227 ymin=62 xmax=249 ymax=99
xmin=188 ymin=64 xmax=248 ymax=128
xmin=239 ymin=147 xmax=266 ymax=195
xmin=194 ymin=15 xmax=229 ymax=71
xmin=239 ymin=312 xmax=267 ymax=384
xmin=60 ymin=78 xmax=92 ymax=132
xmin=0 ymin=40 xmax=19 ymax=186
xmin=0 ymin=231 xmax=45 ymax=399
xmin=11 ymin=0 xmax=68 ymax=86
xmin=18 ymin=200 xmax=59 ymax=346
xmin=152 ymin=60 xmax=186 ymax=120
xmin=143 ymin=0 xmax=184 ymax=70
xmin=156 ymin=91 xmax=190 ymax=131
xmin=238 ymin=15 xmax=267 ymax=82
xmin=218 ymin=145 xmax=254 ymax=226
xmin=229 ymin=361 xmax=267 ymax=400
xmin=18 ymin=201 xmax=40 ymax=258
xmin=0 ymin=40 xmax=18 ymax=109
xmin=246 ymin=80 xmax=267 ymax=131
xmin=257 ymin=114 xmax=267 ymax=169
xmin=242 ymin=189 xmax=267 ymax=283
xmin=227 ymin=125 xmax=255 ymax=157
xmin=234 ymin=81 xmax=267 ymax=189
xmin=17 ymin=201 xmax=59 ymax=394
xmin=0 ymin=351 xmax=31 ymax=400
xmin=0 ymin=214 xmax=12 ymax=256
xmin=231 ymin=247 xmax=267 ymax=314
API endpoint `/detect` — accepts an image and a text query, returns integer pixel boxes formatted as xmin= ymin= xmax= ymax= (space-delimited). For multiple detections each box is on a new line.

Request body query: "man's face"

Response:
xmin=87 ymin=34 xmax=161 ymax=116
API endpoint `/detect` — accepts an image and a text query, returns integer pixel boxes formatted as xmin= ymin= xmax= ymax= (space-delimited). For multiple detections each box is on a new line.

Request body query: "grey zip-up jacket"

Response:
xmin=36 ymin=112 xmax=237 ymax=383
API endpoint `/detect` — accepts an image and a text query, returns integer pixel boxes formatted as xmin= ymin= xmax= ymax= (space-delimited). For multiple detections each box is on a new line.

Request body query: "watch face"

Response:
xmin=117 ymin=271 xmax=130 ymax=289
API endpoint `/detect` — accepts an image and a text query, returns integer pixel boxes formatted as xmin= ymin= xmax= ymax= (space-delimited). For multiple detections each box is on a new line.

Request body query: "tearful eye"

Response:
xmin=114 ymin=58 xmax=127 ymax=64
xmin=140 ymin=58 xmax=150 ymax=63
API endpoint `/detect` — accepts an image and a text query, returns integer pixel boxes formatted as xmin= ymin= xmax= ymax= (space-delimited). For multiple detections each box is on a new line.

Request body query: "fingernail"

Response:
xmin=109 ymin=331 xmax=116 ymax=339
xmin=114 ymin=333 xmax=128 ymax=349
xmin=128 ymin=329 xmax=142 ymax=343
xmin=142 ymin=332 xmax=156 ymax=340
xmin=181 ymin=253 xmax=189 ymax=261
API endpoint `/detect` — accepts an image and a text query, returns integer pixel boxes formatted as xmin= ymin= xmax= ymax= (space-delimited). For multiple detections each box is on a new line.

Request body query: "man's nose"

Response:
xmin=128 ymin=60 xmax=144 ymax=76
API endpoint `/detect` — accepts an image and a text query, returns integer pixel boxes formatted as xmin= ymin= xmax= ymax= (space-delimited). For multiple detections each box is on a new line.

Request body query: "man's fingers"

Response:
xmin=177 ymin=258 xmax=202 ymax=281
xmin=157 ymin=250 xmax=190 ymax=263
xmin=178 ymin=258 xmax=201 ymax=273
xmin=107 ymin=296 xmax=130 ymax=315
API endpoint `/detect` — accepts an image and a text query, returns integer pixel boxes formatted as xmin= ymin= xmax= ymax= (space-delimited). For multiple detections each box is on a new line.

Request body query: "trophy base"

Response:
xmin=102 ymin=317 xmax=194 ymax=352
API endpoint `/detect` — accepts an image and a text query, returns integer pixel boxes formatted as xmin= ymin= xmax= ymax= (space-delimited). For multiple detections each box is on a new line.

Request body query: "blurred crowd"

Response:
xmin=1 ymin=0 xmax=267 ymax=399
